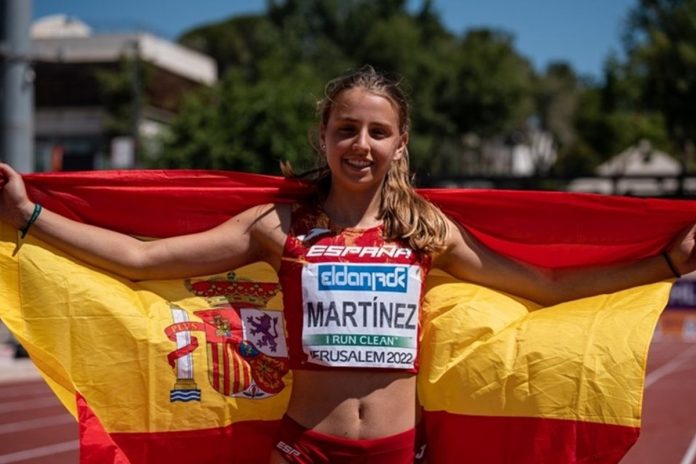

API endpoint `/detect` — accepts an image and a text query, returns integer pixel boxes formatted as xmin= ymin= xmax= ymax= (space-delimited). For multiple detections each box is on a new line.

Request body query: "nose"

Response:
xmin=352 ymin=129 xmax=370 ymax=153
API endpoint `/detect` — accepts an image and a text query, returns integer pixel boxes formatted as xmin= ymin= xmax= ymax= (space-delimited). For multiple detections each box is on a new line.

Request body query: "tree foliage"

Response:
xmin=94 ymin=57 xmax=151 ymax=140
xmin=155 ymin=0 xmax=694 ymax=182
xmin=158 ymin=0 xmax=535 ymax=177
xmin=624 ymin=0 xmax=696 ymax=155
xmin=153 ymin=63 xmax=322 ymax=172
xmin=560 ymin=0 xmax=693 ymax=176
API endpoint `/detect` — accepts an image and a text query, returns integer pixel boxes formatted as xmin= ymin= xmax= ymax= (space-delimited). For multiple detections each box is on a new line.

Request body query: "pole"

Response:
xmin=0 ymin=0 xmax=34 ymax=172
xmin=131 ymin=39 xmax=141 ymax=167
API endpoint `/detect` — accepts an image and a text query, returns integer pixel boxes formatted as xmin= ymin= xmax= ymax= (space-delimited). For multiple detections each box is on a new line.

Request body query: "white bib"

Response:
xmin=301 ymin=262 xmax=422 ymax=369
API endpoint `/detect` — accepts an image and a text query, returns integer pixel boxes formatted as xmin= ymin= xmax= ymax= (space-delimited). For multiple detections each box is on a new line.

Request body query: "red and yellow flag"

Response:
xmin=0 ymin=170 xmax=692 ymax=463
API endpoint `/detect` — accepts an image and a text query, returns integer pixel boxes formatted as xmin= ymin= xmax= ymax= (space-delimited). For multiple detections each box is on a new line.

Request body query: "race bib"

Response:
xmin=301 ymin=262 xmax=421 ymax=369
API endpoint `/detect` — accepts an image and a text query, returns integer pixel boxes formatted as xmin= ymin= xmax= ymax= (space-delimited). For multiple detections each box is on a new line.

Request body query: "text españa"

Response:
xmin=307 ymin=245 xmax=412 ymax=259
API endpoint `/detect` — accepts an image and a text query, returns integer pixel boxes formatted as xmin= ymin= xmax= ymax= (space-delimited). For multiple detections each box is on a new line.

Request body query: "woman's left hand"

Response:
xmin=666 ymin=223 xmax=696 ymax=276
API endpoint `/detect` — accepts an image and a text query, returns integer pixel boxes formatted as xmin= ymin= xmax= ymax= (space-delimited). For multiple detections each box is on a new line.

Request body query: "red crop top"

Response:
xmin=278 ymin=203 xmax=431 ymax=373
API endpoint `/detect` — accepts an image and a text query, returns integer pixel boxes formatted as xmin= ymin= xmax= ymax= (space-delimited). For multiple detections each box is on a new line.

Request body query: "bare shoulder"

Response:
xmin=241 ymin=203 xmax=291 ymax=233
xmin=433 ymin=216 xmax=475 ymax=270
xmin=239 ymin=203 xmax=291 ymax=270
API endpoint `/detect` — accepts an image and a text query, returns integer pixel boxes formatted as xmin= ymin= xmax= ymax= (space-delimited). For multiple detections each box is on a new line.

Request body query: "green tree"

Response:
xmin=561 ymin=54 xmax=671 ymax=177
xmin=439 ymin=29 xmax=534 ymax=138
xmin=178 ymin=15 xmax=281 ymax=76
xmin=535 ymin=62 xmax=579 ymax=148
xmin=162 ymin=0 xmax=539 ymax=177
xmin=154 ymin=63 xmax=322 ymax=173
xmin=624 ymin=0 xmax=696 ymax=158
xmin=94 ymin=57 xmax=149 ymax=140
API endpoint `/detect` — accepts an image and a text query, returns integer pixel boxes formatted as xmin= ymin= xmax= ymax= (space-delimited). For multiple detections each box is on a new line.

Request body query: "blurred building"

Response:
xmin=434 ymin=129 xmax=557 ymax=189
xmin=485 ymin=129 xmax=557 ymax=177
xmin=31 ymin=15 xmax=217 ymax=171
xmin=567 ymin=140 xmax=690 ymax=196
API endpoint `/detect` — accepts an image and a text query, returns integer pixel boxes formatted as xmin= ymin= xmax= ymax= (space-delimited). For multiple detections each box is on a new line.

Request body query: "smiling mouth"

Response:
xmin=344 ymin=159 xmax=373 ymax=169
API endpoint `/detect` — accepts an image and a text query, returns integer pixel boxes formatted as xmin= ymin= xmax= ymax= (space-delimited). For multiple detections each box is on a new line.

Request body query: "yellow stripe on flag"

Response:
xmin=419 ymin=269 xmax=671 ymax=427
xmin=0 ymin=226 xmax=74 ymax=414
xmin=0 ymin=221 xmax=291 ymax=434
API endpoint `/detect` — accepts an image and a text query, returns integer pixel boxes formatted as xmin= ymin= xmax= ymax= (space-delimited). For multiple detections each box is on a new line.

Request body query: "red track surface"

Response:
xmin=1 ymin=318 xmax=694 ymax=464
xmin=621 ymin=337 xmax=696 ymax=463
xmin=0 ymin=380 xmax=77 ymax=464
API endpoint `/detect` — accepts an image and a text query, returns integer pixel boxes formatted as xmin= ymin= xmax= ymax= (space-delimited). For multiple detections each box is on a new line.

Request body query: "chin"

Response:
xmin=333 ymin=175 xmax=384 ymax=193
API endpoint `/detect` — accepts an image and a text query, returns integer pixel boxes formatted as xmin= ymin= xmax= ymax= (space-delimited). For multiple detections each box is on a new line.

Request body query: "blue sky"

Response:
xmin=33 ymin=0 xmax=638 ymax=79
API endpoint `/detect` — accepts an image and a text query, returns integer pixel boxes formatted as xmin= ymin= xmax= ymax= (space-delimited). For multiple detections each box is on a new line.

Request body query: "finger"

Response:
xmin=0 ymin=164 xmax=13 ymax=184
xmin=0 ymin=163 xmax=17 ymax=177
xmin=0 ymin=164 xmax=22 ymax=187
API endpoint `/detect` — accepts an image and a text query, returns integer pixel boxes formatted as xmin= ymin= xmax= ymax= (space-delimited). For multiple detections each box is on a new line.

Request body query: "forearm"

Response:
xmin=442 ymin=219 xmax=680 ymax=307
xmin=4 ymin=165 xmax=239 ymax=281
xmin=16 ymin=201 xmax=153 ymax=279
xmin=13 ymin=201 xmax=263 ymax=281
xmin=536 ymin=254 xmax=675 ymax=306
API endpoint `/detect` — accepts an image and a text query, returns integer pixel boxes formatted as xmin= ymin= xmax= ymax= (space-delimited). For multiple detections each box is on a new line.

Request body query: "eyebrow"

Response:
xmin=331 ymin=115 xmax=394 ymax=127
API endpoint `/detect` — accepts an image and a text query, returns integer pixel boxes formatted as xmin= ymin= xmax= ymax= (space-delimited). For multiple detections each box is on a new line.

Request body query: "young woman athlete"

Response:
xmin=1 ymin=66 xmax=694 ymax=464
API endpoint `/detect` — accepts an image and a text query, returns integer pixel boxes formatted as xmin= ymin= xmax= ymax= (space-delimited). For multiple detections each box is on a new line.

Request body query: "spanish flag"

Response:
xmin=0 ymin=170 xmax=692 ymax=464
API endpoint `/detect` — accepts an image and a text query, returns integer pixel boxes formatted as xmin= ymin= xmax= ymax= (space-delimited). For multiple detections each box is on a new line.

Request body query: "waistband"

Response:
xmin=282 ymin=414 xmax=417 ymax=452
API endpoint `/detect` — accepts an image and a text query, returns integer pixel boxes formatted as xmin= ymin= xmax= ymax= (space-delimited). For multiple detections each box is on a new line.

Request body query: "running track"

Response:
xmin=0 ymin=327 xmax=694 ymax=463
xmin=0 ymin=380 xmax=77 ymax=464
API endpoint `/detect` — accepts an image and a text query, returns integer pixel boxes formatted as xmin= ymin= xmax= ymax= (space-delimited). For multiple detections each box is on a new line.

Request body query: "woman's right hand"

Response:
xmin=0 ymin=163 xmax=34 ymax=230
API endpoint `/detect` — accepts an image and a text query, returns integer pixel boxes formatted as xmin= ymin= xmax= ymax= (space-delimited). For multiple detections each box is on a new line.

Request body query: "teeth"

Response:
xmin=345 ymin=159 xmax=371 ymax=168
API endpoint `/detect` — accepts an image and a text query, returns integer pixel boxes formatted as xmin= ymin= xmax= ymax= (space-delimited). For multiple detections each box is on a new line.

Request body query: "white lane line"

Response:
xmin=645 ymin=344 xmax=696 ymax=389
xmin=0 ymin=397 xmax=60 ymax=414
xmin=681 ymin=432 xmax=696 ymax=464
xmin=0 ymin=414 xmax=74 ymax=435
xmin=0 ymin=440 xmax=78 ymax=464
xmin=0 ymin=386 xmax=51 ymax=400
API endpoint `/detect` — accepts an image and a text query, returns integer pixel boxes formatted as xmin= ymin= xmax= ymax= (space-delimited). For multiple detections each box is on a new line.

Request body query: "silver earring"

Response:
xmin=321 ymin=144 xmax=326 ymax=151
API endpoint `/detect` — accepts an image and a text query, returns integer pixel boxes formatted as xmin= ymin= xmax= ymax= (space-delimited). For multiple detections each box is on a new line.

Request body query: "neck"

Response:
xmin=323 ymin=184 xmax=383 ymax=229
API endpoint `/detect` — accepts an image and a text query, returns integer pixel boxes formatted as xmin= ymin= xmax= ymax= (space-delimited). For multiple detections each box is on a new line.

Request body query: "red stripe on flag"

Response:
xmin=424 ymin=411 xmax=640 ymax=464
xmin=78 ymin=393 xmax=281 ymax=464
xmin=23 ymin=170 xmax=696 ymax=268
xmin=23 ymin=170 xmax=309 ymax=238
xmin=231 ymin=344 xmax=241 ymax=393
xmin=78 ymin=394 xmax=133 ymax=464
xmin=212 ymin=343 xmax=221 ymax=392
xmin=241 ymin=351 xmax=249 ymax=393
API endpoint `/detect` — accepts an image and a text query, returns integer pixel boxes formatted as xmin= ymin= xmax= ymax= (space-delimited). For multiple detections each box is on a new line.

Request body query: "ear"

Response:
xmin=319 ymin=125 xmax=327 ymax=154
xmin=393 ymin=132 xmax=409 ymax=161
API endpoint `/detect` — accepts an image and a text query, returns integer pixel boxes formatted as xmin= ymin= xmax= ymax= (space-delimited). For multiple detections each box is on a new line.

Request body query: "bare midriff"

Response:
xmin=286 ymin=369 xmax=419 ymax=439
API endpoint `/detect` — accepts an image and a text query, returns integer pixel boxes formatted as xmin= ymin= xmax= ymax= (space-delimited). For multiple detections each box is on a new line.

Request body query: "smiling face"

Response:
xmin=321 ymin=87 xmax=408 ymax=194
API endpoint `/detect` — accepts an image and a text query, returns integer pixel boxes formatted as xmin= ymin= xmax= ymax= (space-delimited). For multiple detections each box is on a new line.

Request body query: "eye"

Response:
xmin=370 ymin=127 xmax=391 ymax=139
xmin=337 ymin=126 xmax=356 ymax=136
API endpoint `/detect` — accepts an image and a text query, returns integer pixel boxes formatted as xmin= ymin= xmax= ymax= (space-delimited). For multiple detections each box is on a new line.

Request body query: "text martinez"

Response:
xmin=306 ymin=299 xmax=417 ymax=330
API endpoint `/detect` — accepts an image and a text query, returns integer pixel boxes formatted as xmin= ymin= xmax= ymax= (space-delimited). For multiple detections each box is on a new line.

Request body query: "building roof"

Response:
xmin=567 ymin=140 xmax=682 ymax=196
xmin=31 ymin=15 xmax=92 ymax=38
xmin=31 ymin=16 xmax=217 ymax=86
xmin=596 ymin=140 xmax=680 ymax=176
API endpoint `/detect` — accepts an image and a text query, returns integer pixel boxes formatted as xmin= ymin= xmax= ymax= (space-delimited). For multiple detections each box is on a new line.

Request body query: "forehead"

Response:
xmin=329 ymin=88 xmax=400 ymax=125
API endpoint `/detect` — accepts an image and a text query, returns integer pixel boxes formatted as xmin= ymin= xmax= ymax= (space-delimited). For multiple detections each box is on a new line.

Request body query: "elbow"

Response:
xmin=112 ymin=242 xmax=155 ymax=280
xmin=532 ymin=267 xmax=567 ymax=306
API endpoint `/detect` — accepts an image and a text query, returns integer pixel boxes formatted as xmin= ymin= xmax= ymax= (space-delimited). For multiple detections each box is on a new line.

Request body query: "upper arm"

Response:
xmin=434 ymin=218 xmax=550 ymax=302
xmin=135 ymin=203 xmax=289 ymax=280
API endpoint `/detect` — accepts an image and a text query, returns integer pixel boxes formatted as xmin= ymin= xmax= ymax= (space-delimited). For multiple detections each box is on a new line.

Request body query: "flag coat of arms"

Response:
xmin=1 ymin=169 xmax=693 ymax=464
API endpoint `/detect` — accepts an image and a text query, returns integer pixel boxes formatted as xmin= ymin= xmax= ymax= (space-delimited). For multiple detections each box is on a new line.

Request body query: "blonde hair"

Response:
xmin=282 ymin=65 xmax=449 ymax=254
